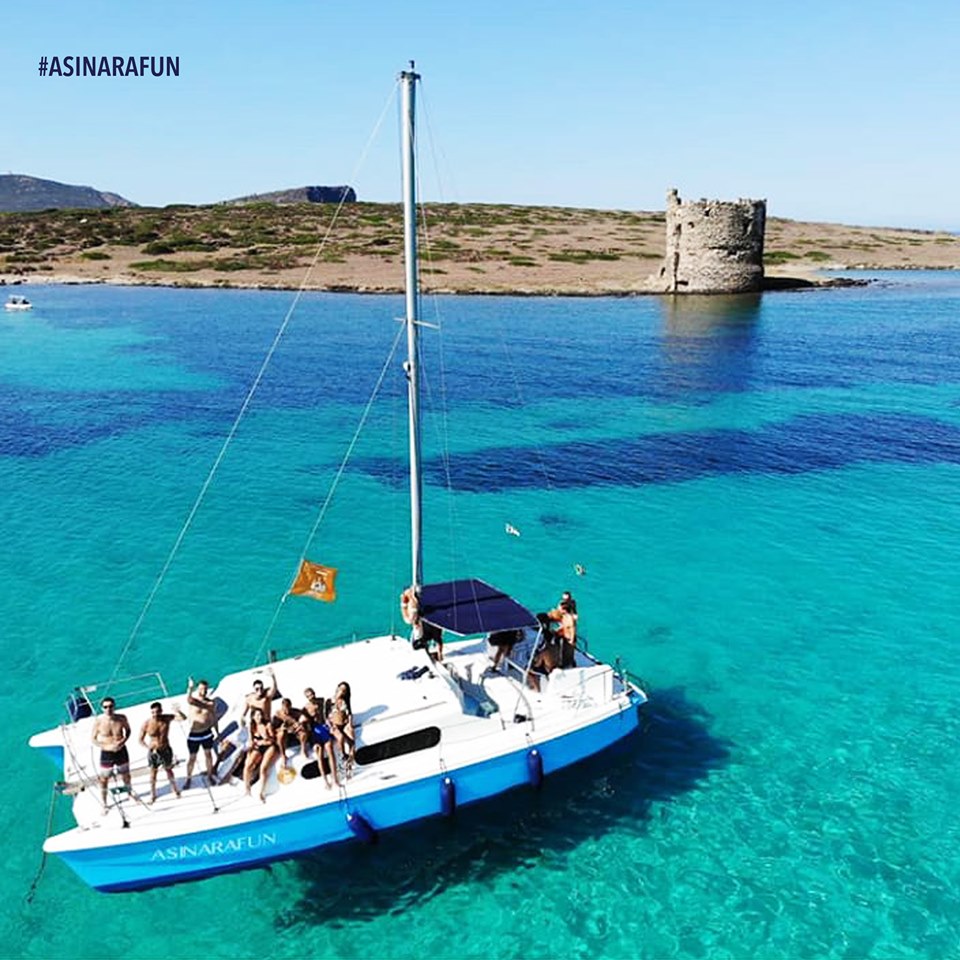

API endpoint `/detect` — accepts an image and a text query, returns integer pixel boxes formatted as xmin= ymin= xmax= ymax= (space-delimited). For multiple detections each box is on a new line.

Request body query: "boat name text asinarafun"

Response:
xmin=150 ymin=832 xmax=278 ymax=862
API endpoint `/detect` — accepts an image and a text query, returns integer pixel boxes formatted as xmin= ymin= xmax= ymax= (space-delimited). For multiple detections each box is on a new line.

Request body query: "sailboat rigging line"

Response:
xmin=417 ymin=82 xmax=474 ymax=578
xmin=107 ymin=82 xmax=399 ymax=689
xmin=59 ymin=723 xmax=100 ymax=797
xmin=418 ymin=80 xmax=461 ymax=208
xmin=433 ymin=316 xmax=463 ymax=583
xmin=108 ymin=774 xmax=130 ymax=829
xmin=416 ymin=81 xmax=523 ymax=580
xmin=250 ymin=321 xmax=406 ymax=666
xmin=400 ymin=65 xmax=424 ymax=593
xmin=389 ymin=366 xmax=400 ymax=637
xmin=168 ymin=708 xmax=219 ymax=814
xmin=418 ymin=79 xmax=577 ymax=580
xmin=417 ymin=321 xmax=462 ymax=582
xmin=198 ymin=772 xmax=219 ymax=814
xmin=413 ymin=134 xmax=463 ymax=581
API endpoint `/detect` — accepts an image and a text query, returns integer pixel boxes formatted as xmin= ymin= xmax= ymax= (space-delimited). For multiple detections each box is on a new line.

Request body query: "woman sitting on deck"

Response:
xmin=243 ymin=707 xmax=279 ymax=802
xmin=303 ymin=687 xmax=339 ymax=790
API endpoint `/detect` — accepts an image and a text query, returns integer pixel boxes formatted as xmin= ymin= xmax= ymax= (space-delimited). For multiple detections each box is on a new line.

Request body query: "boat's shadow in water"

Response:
xmin=277 ymin=686 xmax=731 ymax=926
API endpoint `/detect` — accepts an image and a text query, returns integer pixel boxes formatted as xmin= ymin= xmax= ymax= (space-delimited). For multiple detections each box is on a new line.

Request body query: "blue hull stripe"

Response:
xmin=40 ymin=745 xmax=65 ymax=768
xmin=60 ymin=703 xmax=641 ymax=892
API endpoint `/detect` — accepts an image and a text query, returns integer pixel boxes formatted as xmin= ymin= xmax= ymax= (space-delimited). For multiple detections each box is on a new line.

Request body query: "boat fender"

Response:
xmin=346 ymin=811 xmax=378 ymax=844
xmin=67 ymin=689 xmax=92 ymax=723
xmin=440 ymin=776 xmax=456 ymax=817
xmin=400 ymin=588 xmax=419 ymax=625
xmin=526 ymin=748 xmax=544 ymax=790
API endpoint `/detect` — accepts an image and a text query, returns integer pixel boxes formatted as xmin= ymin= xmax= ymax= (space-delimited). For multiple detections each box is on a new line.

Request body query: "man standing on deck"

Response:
xmin=184 ymin=678 xmax=219 ymax=789
xmin=549 ymin=591 xmax=579 ymax=668
xmin=92 ymin=697 xmax=133 ymax=810
xmin=139 ymin=701 xmax=185 ymax=802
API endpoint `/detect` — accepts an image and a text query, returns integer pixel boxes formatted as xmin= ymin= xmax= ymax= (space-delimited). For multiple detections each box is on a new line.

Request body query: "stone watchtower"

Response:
xmin=659 ymin=189 xmax=766 ymax=293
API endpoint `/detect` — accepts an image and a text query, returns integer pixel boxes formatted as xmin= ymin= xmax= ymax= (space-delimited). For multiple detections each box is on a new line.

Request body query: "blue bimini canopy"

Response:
xmin=419 ymin=578 xmax=538 ymax=636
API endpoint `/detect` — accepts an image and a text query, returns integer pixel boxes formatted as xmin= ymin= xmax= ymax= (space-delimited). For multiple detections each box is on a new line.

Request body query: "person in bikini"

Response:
xmin=302 ymin=687 xmax=339 ymax=789
xmin=327 ymin=681 xmax=355 ymax=776
xmin=184 ymin=678 xmax=219 ymax=789
xmin=243 ymin=707 xmax=279 ymax=803
xmin=139 ymin=701 xmax=185 ymax=803
xmin=92 ymin=697 xmax=133 ymax=810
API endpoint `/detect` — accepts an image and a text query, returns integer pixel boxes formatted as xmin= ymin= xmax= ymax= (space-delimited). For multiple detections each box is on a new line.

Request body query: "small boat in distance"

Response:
xmin=4 ymin=294 xmax=32 ymax=311
xmin=28 ymin=64 xmax=648 ymax=893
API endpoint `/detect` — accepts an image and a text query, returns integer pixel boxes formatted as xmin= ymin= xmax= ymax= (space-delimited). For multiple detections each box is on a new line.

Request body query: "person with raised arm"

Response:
xmin=139 ymin=701 xmax=185 ymax=802
xmin=242 ymin=669 xmax=278 ymax=721
xmin=184 ymin=678 xmax=219 ymax=789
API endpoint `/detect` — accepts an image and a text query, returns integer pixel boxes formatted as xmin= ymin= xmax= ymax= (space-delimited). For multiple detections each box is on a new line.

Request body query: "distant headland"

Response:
xmin=0 ymin=174 xmax=135 ymax=213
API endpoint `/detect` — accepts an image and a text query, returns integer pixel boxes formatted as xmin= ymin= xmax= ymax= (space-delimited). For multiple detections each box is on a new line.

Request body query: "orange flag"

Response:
xmin=290 ymin=560 xmax=338 ymax=603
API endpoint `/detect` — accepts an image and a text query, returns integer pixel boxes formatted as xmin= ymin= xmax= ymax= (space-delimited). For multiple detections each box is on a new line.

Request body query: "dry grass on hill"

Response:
xmin=1 ymin=202 xmax=957 ymax=294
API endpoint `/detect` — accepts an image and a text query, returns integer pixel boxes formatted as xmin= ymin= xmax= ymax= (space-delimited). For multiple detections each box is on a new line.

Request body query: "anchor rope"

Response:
xmin=107 ymin=83 xmax=399 ymax=688
xmin=24 ymin=783 xmax=59 ymax=905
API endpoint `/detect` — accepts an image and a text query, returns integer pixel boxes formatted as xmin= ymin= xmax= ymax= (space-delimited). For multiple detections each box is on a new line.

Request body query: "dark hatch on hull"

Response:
xmin=355 ymin=726 xmax=442 ymax=765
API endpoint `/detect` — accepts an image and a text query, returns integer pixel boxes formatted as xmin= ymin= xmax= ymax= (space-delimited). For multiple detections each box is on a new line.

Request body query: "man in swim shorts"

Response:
xmin=274 ymin=697 xmax=310 ymax=760
xmin=139 ymin=701 xmax=184 ymax=802
xmin=548 ymin=591 xmax=579 ymax=668
xmin=92 ymin=697 xmax=133 ymax=809
xmin=184 ymin=678 xmax=219 ymax=789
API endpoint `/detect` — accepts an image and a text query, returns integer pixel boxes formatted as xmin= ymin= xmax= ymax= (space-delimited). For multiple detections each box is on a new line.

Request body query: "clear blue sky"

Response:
xmin=4 ymin=0 xmax=959 ymax=229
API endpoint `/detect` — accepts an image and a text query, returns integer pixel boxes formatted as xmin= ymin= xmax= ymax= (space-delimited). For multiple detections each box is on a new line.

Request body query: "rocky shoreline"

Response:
xmin=0 ymin=270 xmax=879 ymax=297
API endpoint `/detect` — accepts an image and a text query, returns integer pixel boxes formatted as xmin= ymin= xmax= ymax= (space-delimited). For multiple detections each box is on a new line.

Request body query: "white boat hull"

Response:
xmin=49 ymin=704 xmax=640 ymax=892
xmin=32 ymin=633 xmax=645 ymax=892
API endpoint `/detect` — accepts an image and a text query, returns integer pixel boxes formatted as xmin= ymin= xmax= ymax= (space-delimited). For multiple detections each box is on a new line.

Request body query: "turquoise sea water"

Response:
xmin=4 ymin=274 xmax=960 ymax=958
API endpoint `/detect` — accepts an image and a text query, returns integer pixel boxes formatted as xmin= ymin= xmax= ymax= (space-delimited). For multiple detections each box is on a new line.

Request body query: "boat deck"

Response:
xmin=35 ymin=631 xmax=627 ymax=851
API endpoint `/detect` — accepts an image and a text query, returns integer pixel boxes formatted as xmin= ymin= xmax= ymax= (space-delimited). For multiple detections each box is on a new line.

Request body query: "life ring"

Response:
xmin=400 ymin=588 xmax=419 ymax=625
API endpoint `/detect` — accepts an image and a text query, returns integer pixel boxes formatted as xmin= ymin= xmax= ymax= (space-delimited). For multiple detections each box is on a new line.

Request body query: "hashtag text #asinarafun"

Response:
xmin=40 ymin=56 xmax=180 ymax=78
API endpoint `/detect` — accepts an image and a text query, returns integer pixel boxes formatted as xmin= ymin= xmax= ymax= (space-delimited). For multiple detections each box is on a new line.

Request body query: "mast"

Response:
xmin=400 ymin=62 xmax=423 ymax=593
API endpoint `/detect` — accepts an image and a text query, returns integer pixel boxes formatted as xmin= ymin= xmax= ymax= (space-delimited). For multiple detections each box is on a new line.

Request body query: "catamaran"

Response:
xmin=28 ymin=64 xmax=647 ymax=893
